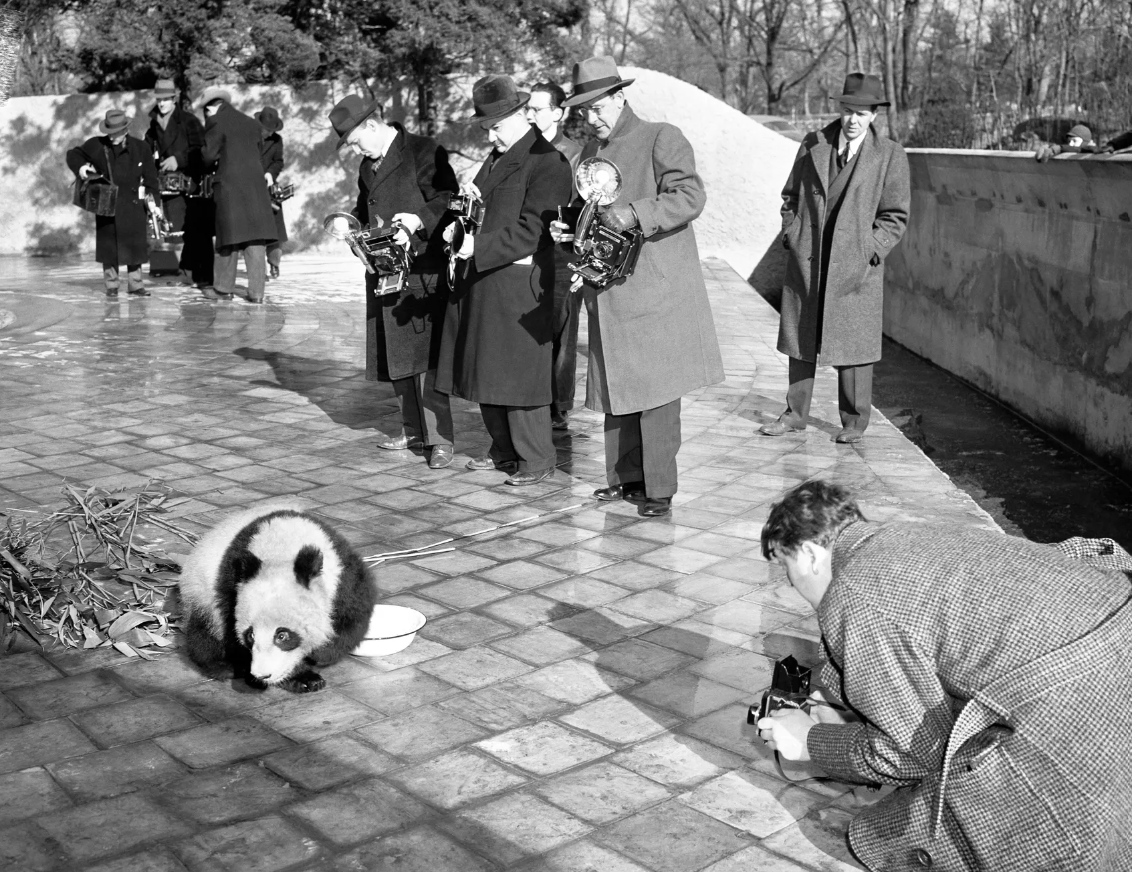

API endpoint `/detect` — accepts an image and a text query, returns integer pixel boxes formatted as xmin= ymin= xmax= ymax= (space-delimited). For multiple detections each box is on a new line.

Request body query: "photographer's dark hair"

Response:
xmin=531 ymin=81 xmax=567 ymax=109
xmin=761 ymin=480 xmax=865 ymax=560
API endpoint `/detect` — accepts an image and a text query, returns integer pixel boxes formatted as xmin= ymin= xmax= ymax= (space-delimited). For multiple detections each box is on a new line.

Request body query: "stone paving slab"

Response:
xmin=0 ymin=253 xmax=997 ymax=871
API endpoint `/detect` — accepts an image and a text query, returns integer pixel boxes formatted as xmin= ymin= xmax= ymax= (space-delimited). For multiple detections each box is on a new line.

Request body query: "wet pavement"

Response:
xmin=0 ymin=254 xmax=996 ymax=872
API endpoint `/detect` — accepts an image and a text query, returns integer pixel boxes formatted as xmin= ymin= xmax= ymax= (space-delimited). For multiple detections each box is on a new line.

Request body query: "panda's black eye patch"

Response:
xmin=274 ymin=628 xmax=302 ymax=650
xmin=242 ymin=627 xmax=255 ymax=648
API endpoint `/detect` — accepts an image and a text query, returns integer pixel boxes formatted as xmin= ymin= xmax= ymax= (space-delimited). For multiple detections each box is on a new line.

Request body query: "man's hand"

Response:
xmin=264 ymin=172 xmax=274 ymax=186
xmin=550 ymin=219 xmax=575 ymax=245
xmin=456 ymin=234 xmax=474 ymax=260
xmin=160 ymin=156 xmax=178 ymax=172
xmin=463 ymin=181 xmax=482 ymax=200
xmin=392 ymin=212 xmax=423 ymax=235
xmin=807 ymin=688 xmax=855 ymax=725
xmin=600 ymin=203 xmax=638 ymax=233
xmin=442 ymin=223 xmax=456 ymax=244
xmin=757 ymin=708 xmax=818 ymax=761
xmin=1034 ymin=143 xmax=1061 ymax=163
xmin=569 ymin=274 xmax=584 ymax=293
xmin=79 ymin=163 xmax=98 ymax=180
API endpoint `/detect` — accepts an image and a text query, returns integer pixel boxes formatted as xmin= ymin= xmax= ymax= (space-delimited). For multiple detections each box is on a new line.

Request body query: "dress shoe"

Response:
xmin=201 ymin=287 xmax=230 ymax=300
xmin=835 ymin=428 xmax=864 ymax=444
xmin=466 ymin=455 xmax=518 ymax=471
xmin=760 ymin=419 xmax=805 ymax=436
xmin=427 ymin=445 xmax=454 ymax=469
xmin=505 ymin=468 xmax=555 ymax=486
xmin=551 ymin=411 xmax=569 ymax=430
xmin=269 ymin=264 xmax=280 ymax=280
xmin=640 ymin=496 xmax=673 ymax=517
xmin=377 ymin=434 xmax=424 ymax=450
xmin=127 ymin=286 xmax=151 ymax=296
xmin=593 ymin=482 xmax=646 ymax=503
xmin=105 ymin=288 xmax=119 ymax=297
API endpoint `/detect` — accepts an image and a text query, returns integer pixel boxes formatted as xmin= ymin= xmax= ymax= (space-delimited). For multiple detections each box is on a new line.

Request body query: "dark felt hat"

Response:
xmin=153 ymin=78 xmax=177 ymax=99
xmin=256 ymin=106 xmax=284 ymax=132
xmin=836 ymin=73 xmax=890 ymax=107
xmin=329 ymin=95 xmax=383 ymax=148
xmin=562 ymin=57 xmax=634 ymax=108
xmin=469 ymin=75 xmax=530 ymax=129
xmin=99 ymin=109 xmax=130 ymax=135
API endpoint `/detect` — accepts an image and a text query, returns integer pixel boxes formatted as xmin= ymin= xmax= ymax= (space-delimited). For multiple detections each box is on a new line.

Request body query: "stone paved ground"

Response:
xmin=0 ymin=254 xmax=996 ymax=872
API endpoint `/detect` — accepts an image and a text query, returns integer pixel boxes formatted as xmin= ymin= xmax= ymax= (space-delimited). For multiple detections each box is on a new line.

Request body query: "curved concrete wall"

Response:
xmin=884 ymin=149 xmax=1132 ymax=473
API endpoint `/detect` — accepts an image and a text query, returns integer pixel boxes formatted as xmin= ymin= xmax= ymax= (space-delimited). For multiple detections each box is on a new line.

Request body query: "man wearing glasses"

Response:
xmin=526 ymin=82 xmax=583 ymax=432
xmin=551 ymin=57 xmax=724 ymax=517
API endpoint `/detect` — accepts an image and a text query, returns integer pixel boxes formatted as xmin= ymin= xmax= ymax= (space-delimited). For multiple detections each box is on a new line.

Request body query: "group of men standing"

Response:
xmin=329 ymin=57 xmax=726 ymax=515
xmin=67 ymin=82 xmax=290 ymax=302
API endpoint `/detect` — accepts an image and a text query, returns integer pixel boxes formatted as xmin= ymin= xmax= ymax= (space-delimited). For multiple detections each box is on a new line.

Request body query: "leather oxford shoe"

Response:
xmin=640 ymin=496 xmax=672 ymax=517
xmin=593 ymin=482 xmax=646 ymax=503
xmin=505 ymin=468 xmax=555 ymax=487
xmin=760 ymin=419 xmax=805 ymax=436
xmin=466 ymin=455 xmax=518 ymax=471
xmin=428 ymin=445 xmax=454 ymax=469
xmin=377 ymin=433 xmax=424 ymax=450
xmin=835 ymin=428 xmax=865 ymax=444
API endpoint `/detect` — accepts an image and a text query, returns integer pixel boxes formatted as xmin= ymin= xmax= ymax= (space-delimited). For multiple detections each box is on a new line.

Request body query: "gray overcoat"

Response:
xmin=809 ymin=521 xmax=1132 ymax=871
xmin=779 ymin=121 xmax=909 ymax=366
xmin=577 ymin=105 xmax=724 ymax=415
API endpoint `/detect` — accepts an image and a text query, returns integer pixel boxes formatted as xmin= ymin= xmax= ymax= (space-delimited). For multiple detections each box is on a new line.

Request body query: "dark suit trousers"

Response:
xmin=782 ymin=357 xmax=873 ymax=432
xmin=551 ymin=262 xmax=581 ymax=413
xmin=604 ymin=399 xmax=682 ymax=498
xmin=394 ymin=369 xmax=453 ymax=447
xmin=480 ymin=404 xmax=555 ymax=473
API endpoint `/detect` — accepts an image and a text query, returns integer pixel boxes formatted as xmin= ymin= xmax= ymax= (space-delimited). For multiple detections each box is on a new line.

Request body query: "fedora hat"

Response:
xmin=562 ymin=57 xmax=634 ymax=108
xmin=329 ymin=95 xmax=383 ymax=149
xmin=836 ymin=73 xmax=890 ymax=108
xmin=153 ymin=78 xmax=177 ymax=99
xmin=196 ymin=85 xmax=232 ymax=108
xmin=469 ymin=75 xmax=529 ymax=129
xmin=99 ymin=109 xmax=130 ymax=136
xmin=256 ymin=106 xmax=284 ymax=133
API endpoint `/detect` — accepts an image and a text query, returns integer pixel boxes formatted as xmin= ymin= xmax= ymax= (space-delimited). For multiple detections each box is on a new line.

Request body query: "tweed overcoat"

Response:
xmin=436 ymin=127 xmax=572 ymax=406
xmin=201 ymin=102 xmax=277 ymax=248
xmin=260 ymin=132 xmax=288 ymax=244
xmin=808 ymin=521 xmax=1132 ymax=871
xmin=355 ymin=126 xmax=458 ymax=382
xmin=66 ymin=135 xmax=160 ymax=265
xmin=576 ymin=106 xmax=724 ymax=415
xmin=779 ymin=122 xmax=909 ymax=366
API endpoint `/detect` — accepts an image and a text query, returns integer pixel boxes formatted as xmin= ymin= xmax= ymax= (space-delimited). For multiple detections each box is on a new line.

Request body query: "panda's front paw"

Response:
xmin=283 ymin=670 xmax=326 ymax=693
xmin=244 ymin=675 xmax=270 ymax=691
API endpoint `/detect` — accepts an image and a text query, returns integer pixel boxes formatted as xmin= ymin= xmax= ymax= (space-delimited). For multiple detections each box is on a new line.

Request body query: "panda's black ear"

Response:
xmin=235 ymin=551 xmax=262 ymax=581
xmin=294 ymin=546 xmax=323 ymax=587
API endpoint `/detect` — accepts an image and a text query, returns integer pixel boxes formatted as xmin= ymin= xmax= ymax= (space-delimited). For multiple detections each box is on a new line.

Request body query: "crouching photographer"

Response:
xmin=757 ymin=480 xmax=1132 ymax=872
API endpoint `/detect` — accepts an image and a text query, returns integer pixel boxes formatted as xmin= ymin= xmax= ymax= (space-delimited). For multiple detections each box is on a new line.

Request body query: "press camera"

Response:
xmin=566 ymin=157 xmax=643 ymax=290
xmin=322 ymin=211 xmax=413 ymax=296
xmin=746 ymin=655 xmax=812 ymax=725
xmin=270 ymin=181 xmax=295 ymax=202
xmin=446 ymin=190 xmax=485 ymax=282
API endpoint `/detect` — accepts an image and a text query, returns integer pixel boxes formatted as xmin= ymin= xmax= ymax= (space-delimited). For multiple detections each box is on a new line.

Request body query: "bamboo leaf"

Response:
xmin=106 ymin=611 xmax=153 ymax=639
xmin=112 ymin=641 xmax=138 ymax=658
xmin=82 ymin=626 xmax=103 ymax=648
xmin=144 ymin=630 xmax=174 ymax=647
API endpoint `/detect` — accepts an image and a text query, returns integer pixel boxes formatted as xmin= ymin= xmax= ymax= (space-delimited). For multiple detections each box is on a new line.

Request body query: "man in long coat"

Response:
xmin=526 ymin=81 xmax=583 ymax=431
xmin=761 ymin=73 xmax=910 ymax=444
xmin=556 ymin=57 xmax=724 ymax=517
xmin=256 ymin=107 xmax=288 ymax=280
xmin=199 ymin=87 xmax=277 ymax=303
xmin=67 ymin=108 xmax=161 ymax=297
xmin=436 ymin=74 xmax=573 ymax=486
xmin=329 ymin=95 xmax=460 ymax=470
xmin=758 ymin=480 xmax=1132 ymax=872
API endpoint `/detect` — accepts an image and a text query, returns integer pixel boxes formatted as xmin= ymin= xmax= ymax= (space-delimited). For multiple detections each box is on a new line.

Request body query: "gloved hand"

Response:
xmin=79 ymin=163 xmax=98 ymax=180
xmin=600 ymin=203 xmax=638 ymax=233
xmin=160 ymin=156 xmax=179 ymax=172
xmin=1034 ymin=143 xmax=1061 ymax=163
xmin=392 ymin=212 xmax=423 ymax=235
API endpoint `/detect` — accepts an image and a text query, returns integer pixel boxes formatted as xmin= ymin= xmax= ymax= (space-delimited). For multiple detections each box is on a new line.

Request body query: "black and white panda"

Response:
xmin=179 ymin=504 xmax=375 ymax=693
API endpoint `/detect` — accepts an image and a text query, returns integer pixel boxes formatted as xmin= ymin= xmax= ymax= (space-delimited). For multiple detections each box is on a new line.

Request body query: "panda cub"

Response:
xmin=179 ymin=504 xmax=375 ymax=693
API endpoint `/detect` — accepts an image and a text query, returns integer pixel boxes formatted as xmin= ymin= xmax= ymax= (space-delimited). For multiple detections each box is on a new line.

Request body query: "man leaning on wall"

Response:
xmin=760 ymin=73 xmax=910 ymax=445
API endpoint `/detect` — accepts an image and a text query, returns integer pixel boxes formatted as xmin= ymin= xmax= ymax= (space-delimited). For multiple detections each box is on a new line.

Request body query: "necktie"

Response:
xmin=837 ymin=145 xmax=848 ymax=171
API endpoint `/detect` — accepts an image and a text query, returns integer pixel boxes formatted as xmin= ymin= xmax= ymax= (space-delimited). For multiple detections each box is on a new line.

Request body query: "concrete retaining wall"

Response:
xmin=884 ymin=149 xmax=1132 ymax=473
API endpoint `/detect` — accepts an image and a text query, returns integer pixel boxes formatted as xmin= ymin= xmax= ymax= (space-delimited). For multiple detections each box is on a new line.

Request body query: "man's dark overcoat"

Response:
xmin=576 ymin=105 xmax=724 ymax=415
xmin=809 ymin=521 xmax=1132 ymax=871
xmin=355 ymin=125 xmax=458 ymax=382
xmin=261 ymin=132 xmax=288 ymax=244
xmin=201 ymin=102 xmax=277 ymax=249
xmin=145 ymin=105 xmax=205 ymax=232
xmin=436 ymin=127 xmax=572 ymax=406
xmin=66 ymin=135 xmax=159 ymax=265
xmin=779 ymin=121 xmax=909 ymax=366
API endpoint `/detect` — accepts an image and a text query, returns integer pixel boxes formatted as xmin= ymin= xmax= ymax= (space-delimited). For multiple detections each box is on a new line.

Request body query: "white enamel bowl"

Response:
xmin=352 ymin=605 xmax=427 ymax=656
